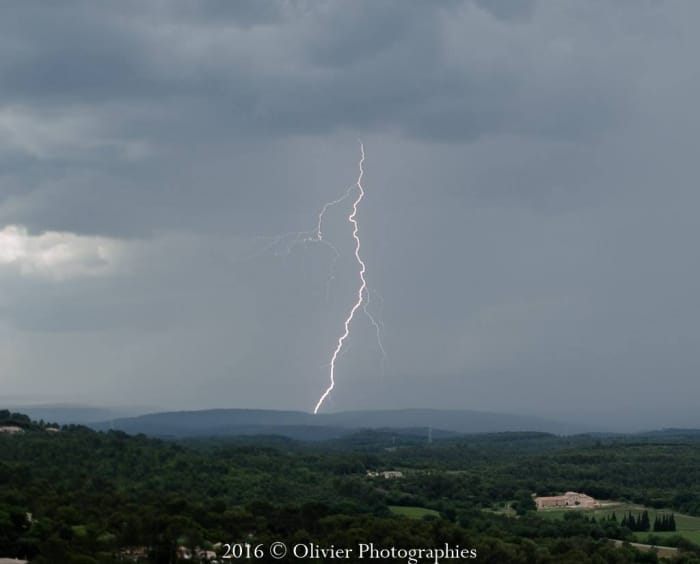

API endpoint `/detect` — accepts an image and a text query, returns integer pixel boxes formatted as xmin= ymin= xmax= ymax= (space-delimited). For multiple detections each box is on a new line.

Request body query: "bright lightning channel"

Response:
xmin=243 ymin=143 xmax=384 ymax=412
xmin=314 ymin=143 xmax=373 ymax=414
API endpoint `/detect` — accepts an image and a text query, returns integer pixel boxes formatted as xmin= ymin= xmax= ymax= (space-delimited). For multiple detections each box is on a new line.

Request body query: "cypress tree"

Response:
xmin=654 ymin=513 xmax=676 ymax=532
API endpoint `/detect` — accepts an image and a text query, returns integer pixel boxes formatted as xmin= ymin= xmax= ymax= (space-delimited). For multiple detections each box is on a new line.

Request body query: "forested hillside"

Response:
xmin=2 ymin=418 xmax=700 ymax=562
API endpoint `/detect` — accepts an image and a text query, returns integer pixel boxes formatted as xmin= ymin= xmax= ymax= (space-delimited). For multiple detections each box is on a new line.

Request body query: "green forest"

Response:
xmin=2 ymin=410 xmax=700 ymax=563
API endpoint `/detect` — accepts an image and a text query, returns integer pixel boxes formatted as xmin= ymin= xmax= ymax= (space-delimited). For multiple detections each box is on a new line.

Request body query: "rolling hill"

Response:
xmin=89 ymin=407 xmax=587 ymax=439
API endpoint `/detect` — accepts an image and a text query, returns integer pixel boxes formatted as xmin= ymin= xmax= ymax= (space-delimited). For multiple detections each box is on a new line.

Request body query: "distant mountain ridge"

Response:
xmin=2 ymin=404 xmax=146 ymax=424
xmin=89 ymin=407 xmax=589 ymax=439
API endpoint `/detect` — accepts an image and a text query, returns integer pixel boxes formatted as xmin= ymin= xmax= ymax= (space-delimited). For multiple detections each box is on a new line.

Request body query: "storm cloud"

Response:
xmin=1 ymin=1 xmax=699 ymax=430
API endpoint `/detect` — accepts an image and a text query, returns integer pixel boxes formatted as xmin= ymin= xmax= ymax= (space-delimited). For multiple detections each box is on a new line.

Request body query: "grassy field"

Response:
xmin=538 ymin=503 xmax=700 ymax=545
xmin=388 ymin=505 xmax=441 ymax=519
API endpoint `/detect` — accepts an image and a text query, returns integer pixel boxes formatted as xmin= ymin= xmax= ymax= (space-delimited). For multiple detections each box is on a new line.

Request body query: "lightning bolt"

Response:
xmin=242 ymin=142 xmax=384 ymax=412
xmin=313 ymin=143 xmax=370 ymax=414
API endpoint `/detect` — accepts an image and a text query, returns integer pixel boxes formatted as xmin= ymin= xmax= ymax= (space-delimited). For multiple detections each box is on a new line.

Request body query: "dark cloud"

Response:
xmin=0 ymin=1 xmax=630 ymax=142
xmin=1 ymin=1 xmax=700 ymax=428
xmin=0 ymin=0 xmax=638 ymax=237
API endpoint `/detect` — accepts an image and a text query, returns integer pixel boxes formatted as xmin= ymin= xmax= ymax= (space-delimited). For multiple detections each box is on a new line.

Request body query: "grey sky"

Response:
xmin=1 ymin=1 xmax=699 ymax=429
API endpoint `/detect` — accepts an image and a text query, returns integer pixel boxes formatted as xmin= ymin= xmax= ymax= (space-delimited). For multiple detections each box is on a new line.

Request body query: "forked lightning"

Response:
xmin=314 ymin=143 xmax=384 ymax=413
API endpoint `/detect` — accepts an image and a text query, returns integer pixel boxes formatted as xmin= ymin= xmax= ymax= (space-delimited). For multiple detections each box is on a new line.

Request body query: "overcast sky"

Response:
xmin=1 ymin=1 xmax=699 ymax=429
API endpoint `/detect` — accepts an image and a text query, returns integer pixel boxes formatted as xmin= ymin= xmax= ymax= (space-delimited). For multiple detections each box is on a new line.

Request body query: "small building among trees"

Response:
xmin=535 ymin=491 xmax=597 ymax=510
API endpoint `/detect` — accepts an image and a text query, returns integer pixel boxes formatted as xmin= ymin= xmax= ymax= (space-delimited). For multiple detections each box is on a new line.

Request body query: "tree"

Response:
xmin=641 ymin=510 xmax=650 ymax=531
xmin=512 ymin=490 xmax=536 ymax=516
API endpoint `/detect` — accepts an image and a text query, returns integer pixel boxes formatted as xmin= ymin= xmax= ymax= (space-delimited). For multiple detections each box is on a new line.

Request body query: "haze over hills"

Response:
xmin=87 ymin=407 xmax=592 ymax=440
xmin=7 ymin=403 xmax=700 ymax=438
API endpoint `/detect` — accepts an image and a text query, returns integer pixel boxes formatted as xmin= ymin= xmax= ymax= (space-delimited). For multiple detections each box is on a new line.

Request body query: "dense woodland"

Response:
xmin=2 ymin=410 xmax=700 ymax=563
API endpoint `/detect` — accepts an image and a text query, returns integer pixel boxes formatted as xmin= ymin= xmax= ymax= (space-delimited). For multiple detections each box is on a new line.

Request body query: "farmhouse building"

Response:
xmin=366 ymin=470 xmax=405 ymax=479
xmin=535 ymin=491 xmax=597 ymax=509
